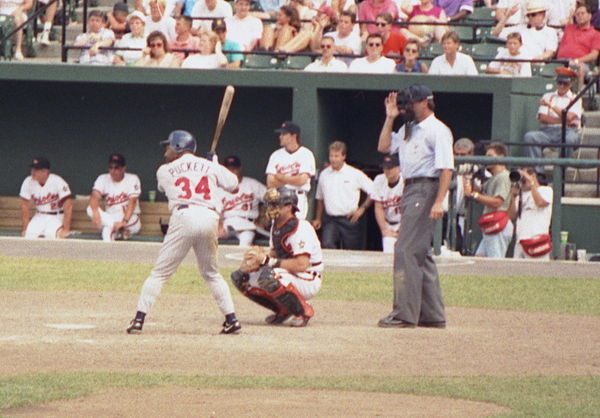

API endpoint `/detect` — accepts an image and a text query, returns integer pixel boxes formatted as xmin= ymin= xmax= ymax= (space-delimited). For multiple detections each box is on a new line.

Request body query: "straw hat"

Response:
xmin=526 ymin=0 xmax=547 ymax=15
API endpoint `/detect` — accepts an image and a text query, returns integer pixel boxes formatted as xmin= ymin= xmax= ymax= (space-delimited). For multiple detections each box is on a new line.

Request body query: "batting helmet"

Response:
xmin=160 ymin=130 xmax=197 ymax=153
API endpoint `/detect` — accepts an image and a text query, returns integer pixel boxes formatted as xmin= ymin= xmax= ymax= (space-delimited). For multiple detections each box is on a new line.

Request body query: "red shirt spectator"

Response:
xmin=376 ymin=12 xmax=406 ymax=57
xmin=557 ymin=4 xmax=600 ymax=64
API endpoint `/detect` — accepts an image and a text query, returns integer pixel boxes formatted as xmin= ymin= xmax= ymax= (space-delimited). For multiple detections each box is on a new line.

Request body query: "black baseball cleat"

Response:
xmin=220 ymin=320 xmax=241 ymax=334
xmin=126 ymin=319 xmax=143 ymax=334
xmin=265 ymin=313 xmax=292 ymax=325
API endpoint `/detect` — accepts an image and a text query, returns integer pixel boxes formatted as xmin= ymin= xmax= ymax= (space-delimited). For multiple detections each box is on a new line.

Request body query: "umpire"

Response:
xmin=376 ymin=84 xmax=454 ymax=329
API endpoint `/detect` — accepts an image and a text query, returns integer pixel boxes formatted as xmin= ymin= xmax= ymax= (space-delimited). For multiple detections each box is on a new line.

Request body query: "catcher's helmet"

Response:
xmin=265 ymin=187 xmax=298 ymax=207
xmin=160 ymin=130 xmax=197 ymax=153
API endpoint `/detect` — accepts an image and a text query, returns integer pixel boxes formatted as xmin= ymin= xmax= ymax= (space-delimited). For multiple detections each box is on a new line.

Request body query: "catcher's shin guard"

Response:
xmin=257 ymin=267 xmax=313 ymax=318
xmin=230 ymin=270 xmax=250 ymax=293
xmin=231 ymin=269 xmax=282 ymax=313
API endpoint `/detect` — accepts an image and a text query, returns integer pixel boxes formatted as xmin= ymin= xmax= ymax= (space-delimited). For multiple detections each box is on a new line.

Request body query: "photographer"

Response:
xmin=464 ymin=142 xmax=513 ymax=258
xmin=507 ymin=168 xmax=553 ymax=259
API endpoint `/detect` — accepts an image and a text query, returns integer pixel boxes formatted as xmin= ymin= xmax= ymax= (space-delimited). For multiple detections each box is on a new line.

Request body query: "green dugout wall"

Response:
xmin=1 ymin=64 xmax=597 ymax=252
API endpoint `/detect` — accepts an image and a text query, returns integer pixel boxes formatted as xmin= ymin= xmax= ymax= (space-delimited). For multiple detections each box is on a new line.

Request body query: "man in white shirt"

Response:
xmin=523 ymin=68 xmax=582 ymax=173
xmin=225 ymin=0 xmax=263 ymax=51
xmin=324 ymin=11 xmax=362 ymax=65
xmin=311 ymin=141 xmax=373 ymax=249
xmin=191 ymin=0 xmax=233 ymax=34
xmin=145 ymin=0 xmax=177 ymax=42
xmin=304 ymin=35 xmax=348 ymax=72
xmin=428 ymin=30 xmax=478 ymax=75
xmin=348 ymin=33 xmax=396 ymax=73
xmin=494 ymin=0 xmax=527 ymax=28
xmin=74 ymin=11 xmax=115 ymax=65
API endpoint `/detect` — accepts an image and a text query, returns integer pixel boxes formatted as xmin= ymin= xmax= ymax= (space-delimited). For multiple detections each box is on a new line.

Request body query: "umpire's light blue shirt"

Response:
xmin=391 ymin=114 xmax=454 ymax=179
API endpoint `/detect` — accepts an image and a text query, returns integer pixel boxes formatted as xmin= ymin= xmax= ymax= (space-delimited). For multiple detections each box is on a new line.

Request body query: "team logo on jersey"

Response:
xmin=106 ymin=192 xmax=130 ymax=207
xmin=33 ymin=192 xmax=59 ymax=206
xmin=275 ymin=162 xmax=301 ymax=176
xmin=222 ymin=193 xmax=255 ymax=211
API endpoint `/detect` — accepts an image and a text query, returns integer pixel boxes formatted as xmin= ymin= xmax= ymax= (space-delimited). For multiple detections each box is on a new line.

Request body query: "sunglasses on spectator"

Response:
xmin=556 ymin=80 xmax=571 ymax=85
xmin=321 ymin=44 xmax=333 ymax=49
xmin=149 ymin=42 xmax=163 ymax=47
xmin=527 ymin=11 xmax=544 ymax=17
xmin=404 ymin=48 xmax=418 ymax=53
xmin=368 ymin=42 xmax=382 ymax=47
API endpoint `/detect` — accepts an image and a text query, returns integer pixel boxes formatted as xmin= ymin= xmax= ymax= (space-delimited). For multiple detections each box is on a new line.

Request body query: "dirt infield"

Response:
xmin=1 ymin=238 xmax=600 ymax=416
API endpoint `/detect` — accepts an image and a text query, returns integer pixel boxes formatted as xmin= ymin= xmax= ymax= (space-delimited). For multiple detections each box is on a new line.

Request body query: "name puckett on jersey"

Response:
xmin=265 ymin=147 xmax=316 ymax=193
xmin=158 ymin=153 xmax=238 ymax=212
xmin=20 ymin=173 xmax=71 ymax=212
xmin=221 ymin=177 xmax=267 ymax=221
xmin=371 ymin=173 xmax=404 ymax=225
xmin=92 ymin=173 xmax=141 ymax=217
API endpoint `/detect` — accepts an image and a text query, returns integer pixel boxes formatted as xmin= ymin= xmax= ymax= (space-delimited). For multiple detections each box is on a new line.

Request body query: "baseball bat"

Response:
xmin=210 ymin=85 xmax=235 ymax=154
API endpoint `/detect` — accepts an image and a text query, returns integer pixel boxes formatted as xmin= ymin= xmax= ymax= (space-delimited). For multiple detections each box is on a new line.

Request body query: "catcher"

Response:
xmin=230 ymin=187 xmax=323 ymax=327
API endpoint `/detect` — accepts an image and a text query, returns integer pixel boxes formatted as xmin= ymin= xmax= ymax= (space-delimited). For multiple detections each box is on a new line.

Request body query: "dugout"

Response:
xmin=2 ymin=63 xmax=594 ymax=251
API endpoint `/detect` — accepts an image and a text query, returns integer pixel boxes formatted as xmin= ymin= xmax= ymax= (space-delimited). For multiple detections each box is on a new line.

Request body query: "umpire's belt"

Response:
xmin=404 ymin=177 xmax=438 ymax=186
xmin=37 ymin=210 xmax=64 ymax=215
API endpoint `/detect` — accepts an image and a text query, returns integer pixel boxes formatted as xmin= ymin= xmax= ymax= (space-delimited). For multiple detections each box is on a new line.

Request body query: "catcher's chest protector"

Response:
xmin=272 ymin=217 xmax=299 ymax=259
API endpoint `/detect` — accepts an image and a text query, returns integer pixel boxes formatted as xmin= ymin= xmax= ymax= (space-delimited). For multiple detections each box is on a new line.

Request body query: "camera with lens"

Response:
xmin=457 ymin=163 xmax=487 ymax=184
xmin=509 ymin=170 xmax=521 ymax=185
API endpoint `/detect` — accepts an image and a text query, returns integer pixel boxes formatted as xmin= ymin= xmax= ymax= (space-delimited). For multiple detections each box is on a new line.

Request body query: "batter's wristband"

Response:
xmin=268 ymin=257 xmax=280 ymax=268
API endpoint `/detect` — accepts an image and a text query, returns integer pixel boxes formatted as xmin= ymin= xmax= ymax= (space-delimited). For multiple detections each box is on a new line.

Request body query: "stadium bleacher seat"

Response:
xmin=470 ymin=42 xmax=500 ymax=59
xmin=467 ymin=7 xmax=495 ymax=22
xmin=243 ymin=54 xmax=279 ymax=69
xmin=282 ymin=55 xmax=312 ymax=70
xmin=0 ymin=14 xmax=15 ymax=59
xmin=454 ymin=25 xmax=476 ymax=43
xmin=537 ymin=62 xmax=565 ymax=78
xmin=424 ymin=41 xmax=443 ymax=57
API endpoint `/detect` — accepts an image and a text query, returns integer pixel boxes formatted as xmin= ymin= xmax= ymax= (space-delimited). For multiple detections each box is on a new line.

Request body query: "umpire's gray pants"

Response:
xmin=390 ymin=180 xmax=445 ymax=325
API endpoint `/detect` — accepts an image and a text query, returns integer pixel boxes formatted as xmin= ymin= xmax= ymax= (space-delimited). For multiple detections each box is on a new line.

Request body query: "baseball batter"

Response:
xmin=127 ymin=130 xmax=241 ymax=335
xmin=20 ymin=157 xmax=73 ymax=239
xmin=220 ymin=155 xmax=267 ymax=247
xmin=265 ymin=121 xmax=316 ymax=220
xmin=87 ymin=153 xmax=142 ymax=241
xmin=230 ymin=187 xmax=323 ymax=327
xmin=371 ymin=154 xmax=404 ymax=253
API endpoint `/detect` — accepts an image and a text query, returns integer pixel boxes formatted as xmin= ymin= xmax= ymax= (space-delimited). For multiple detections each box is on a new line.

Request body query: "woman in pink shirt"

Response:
xmin=359 ymin=0 xmax=399 ymax=38
xmin=405 ymin=0 xmax=448 ymax=43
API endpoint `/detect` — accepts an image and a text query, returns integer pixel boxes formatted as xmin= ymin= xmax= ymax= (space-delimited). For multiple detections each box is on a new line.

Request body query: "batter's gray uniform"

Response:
xmin=135 ymin=153 xmax=239 ymax=321
xmin=385 ymin=112 xmax=454 ymax=326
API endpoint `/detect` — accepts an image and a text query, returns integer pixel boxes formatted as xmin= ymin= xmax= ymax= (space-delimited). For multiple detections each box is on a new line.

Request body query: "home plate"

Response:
xmin=44 ymin=324 xmax=96 ymax=330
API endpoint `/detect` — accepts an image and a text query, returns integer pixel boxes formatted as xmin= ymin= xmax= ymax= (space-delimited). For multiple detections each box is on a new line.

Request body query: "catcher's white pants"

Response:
xmin=381 ymin=222 xmax=400 ymax=254
xmin=25 ymin=213 xmax=63 ymax=239
xmin=86 ymin=206 xmax=141 ymax=241
xmin=248 ymin=268 xmax=322 ymax=301
xmin=135 ymin=205 xmax=235 ymax=316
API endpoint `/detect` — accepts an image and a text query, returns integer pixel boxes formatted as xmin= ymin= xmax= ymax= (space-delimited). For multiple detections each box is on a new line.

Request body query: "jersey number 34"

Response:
xmin=175 ymin=176 xmax=211 ymax=200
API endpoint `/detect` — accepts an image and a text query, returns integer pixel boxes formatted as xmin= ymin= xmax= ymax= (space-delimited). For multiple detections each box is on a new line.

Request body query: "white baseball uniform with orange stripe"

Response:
xmin=370 ymin=173 xmax=404 ymax=253
xmin=220 ymin=176 xmax=267 ymax=246
xmin=86 ymin=172 xmax=142 ymax=241
xmin=248 ymin=218 xmax=323 ymax=300
xmin=19 ymin=173 xmax=71 ymax=239
xmin=265 ymin=146 xmax=316 ymax=219
xmin=135 ymin=153 xmax=239 ymax=317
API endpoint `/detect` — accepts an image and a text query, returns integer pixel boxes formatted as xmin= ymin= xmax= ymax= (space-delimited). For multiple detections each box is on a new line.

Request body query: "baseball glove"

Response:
xmin=240 ymin=246 xmax=266 ymax=273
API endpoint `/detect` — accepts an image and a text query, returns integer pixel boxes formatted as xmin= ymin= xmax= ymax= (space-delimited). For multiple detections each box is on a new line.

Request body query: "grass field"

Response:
xmin=1 ymin=255 xmax=599 ymax=416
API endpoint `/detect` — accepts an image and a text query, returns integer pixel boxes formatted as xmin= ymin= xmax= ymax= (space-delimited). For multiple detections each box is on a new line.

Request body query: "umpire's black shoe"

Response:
xmin=221 ymin=320 xmax=242 ymax=334
xmin=377 ymin=315 xmax=416 ymax=328
xmin=126 ymin=319 xmax=143 ymax=334
xmin=418 ymin=321 xmax=446 ymax=329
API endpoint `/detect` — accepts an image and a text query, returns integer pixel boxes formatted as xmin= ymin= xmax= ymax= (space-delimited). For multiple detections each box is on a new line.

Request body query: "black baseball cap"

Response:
xmin=381 ymin=153 xmax=399 ymax=168
xmin=223 ymin=155 xmax=241 ymax=167
xmin=212 ymin=18 xmax=227 ymax=31
xmin=275 ymin=121 xmax=300 ymax=135
xmin=30 ymin=157 xmax=50 ymax=169
xmin=109 ymin=153 xmax=126 ymax=167
xmin=399 ymin=84 xmax=434 ymax=104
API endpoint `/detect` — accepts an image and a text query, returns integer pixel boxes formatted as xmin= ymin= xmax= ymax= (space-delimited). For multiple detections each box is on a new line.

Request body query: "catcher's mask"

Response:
xmin=264 ymin=187 xmax=298 ymax=220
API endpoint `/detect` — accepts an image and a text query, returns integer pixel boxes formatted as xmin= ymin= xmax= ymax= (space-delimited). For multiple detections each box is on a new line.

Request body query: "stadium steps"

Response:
xmin=564 ymin=109 xmax=600 ymax=197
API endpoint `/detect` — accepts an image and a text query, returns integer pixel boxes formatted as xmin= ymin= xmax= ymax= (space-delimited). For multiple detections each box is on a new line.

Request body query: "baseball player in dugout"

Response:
xmin=311 ymin=140 xmax=374 ymax=250
xmin=219 ymin=155 xmax=267 ymax=246
xmin=127 ymin=130 xmax=242 ymax=335
xmin=230 ymin=187 xmax=323 ymax=327
xmin=20 ymin=157 xmax=73 ymax=239
xmin=377 ymin=84 xmax=453 ymax=329
xmin=87 ymin=153 xmax=142 ymax=241
xmin=265 ymin=121 xmax=316 ymax=220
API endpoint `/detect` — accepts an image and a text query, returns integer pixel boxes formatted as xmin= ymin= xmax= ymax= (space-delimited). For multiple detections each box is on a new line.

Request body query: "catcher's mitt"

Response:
xmin=240 ymin=246 xmax=266 ymax=273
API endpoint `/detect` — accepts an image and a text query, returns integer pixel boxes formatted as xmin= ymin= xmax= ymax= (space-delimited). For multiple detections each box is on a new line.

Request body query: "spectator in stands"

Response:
xmin=304 ymin=35 xmax=348 ymax=71
xmin=451 ymin=137 xmax=476 ymax=255
xmin=169 ymin=16 xmax=201 ymax=60
xmin=485 ymin=32 xmax=531 ymax=76
xmin=308 ymin=6 xmax=337 ymax=52
xmin=494 ymin=0 xmax=526 ymax=28
xmin=434 ymin=0 xmax=473 ymax=22
xmin=492 ymin=0 xmax=558 ymax=60
xmin=319 ymin=0 xmax=357 ymax=18
xmin=322 ymin=11 xmax=362 ymax=65
xmin=108 ymin=2 xmax=130 ymax=40
xmin=0 ymin=0 xmax=32 ymax=60
xmin=428 ymin=30 xmax=477 ymax=75
xmin=225 ymin=0 xmax=263 ymax=51
xmin=311 ymin=141 xmax=374 ymax=250
xmin=212 ymin=18 xmax=243 ymax=68
xmin=136 ymin=0 xmax=177 ymax=18
xmin=376 ymin=12 xmax=407 ymax=58
xmin=135 ymin=30 xmax=181 ymax=66
xmin=523 ymin=67 xmax=582 ymax=173
xmin=395 ymin=39 xmax=429 ymax=72
xmin=145 ymin=0 xmax=177 ymax=42
xmin=464 ymin=142 xmax=513 ymax=258
xmin=114 ymin=11 xmax=147 ymax=65
xmin=348 ymin=33 xmax=396 ymax=72
xmin=74 ymin=11 xmax=116 ymax=65
xmin=181 ymin=30 xmax=227 ymax=68
xmin=557 ymin=4 xmax=600 ymax=90
xmin=547 ymin=0 xmax=576 ymax=26
xmin=174 ymin=0 xmax=198 ymax=17
xmin=191 ymin=0 xmax=233 ymax=34
xmin=35 ymin=0 xmax=57 ymax=46
xmin=261 ymin=5 xmax=302 ymax=50
xmin=405 ymin=0 xmax=449 ymax=43
xmin=219 ymin=155 xmax=267 ymax=247
xmin=508 ymin=168 xmax=553 ymax=260
xmin=359 ymin=0 xmax=399 ymax=38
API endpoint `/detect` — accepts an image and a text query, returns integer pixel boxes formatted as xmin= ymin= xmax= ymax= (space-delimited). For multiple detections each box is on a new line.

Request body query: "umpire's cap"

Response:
xmin=160 ymin=130 xmax=197 ymax=153
xmin=398 ymin=84 xmax=434 ymax=106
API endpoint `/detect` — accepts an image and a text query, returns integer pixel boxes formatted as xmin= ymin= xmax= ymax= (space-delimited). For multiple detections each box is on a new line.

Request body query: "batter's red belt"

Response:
xmin=37 ymin=210 xmax=64 ymax=215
